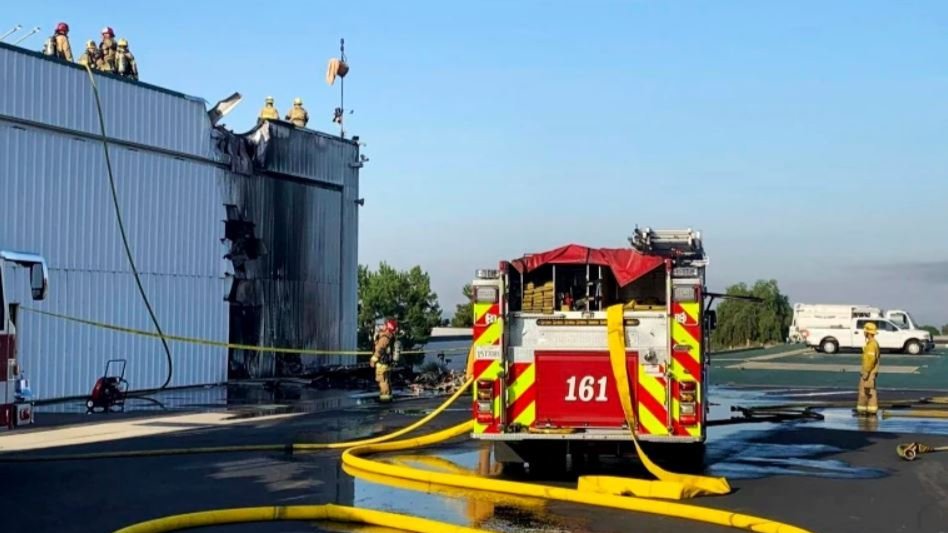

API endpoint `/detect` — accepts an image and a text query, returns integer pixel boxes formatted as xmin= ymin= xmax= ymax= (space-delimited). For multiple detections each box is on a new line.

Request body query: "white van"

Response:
xmin=789 ymin=303 xmax=920 ymax=343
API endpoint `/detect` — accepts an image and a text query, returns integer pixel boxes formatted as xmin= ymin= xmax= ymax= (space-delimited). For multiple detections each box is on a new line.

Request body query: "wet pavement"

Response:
xmin=1 ymin=384 xmax=947 ymax=533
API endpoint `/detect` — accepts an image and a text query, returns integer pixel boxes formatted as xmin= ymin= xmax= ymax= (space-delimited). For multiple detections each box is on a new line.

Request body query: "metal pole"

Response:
xmin=0 ymin=25 xmax=22 ymax=42
xmin=13 ymin=27 xmax=40 ymax=46
xmin=339 ymin=38 xmax=346 ymax=139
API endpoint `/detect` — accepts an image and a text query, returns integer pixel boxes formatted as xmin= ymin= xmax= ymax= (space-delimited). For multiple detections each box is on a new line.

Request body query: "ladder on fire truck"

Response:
xmin=629 ymin=227 xmax=705 ymax=259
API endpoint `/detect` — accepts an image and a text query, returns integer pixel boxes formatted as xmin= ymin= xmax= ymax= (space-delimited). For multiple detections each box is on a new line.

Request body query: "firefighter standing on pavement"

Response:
xmin=114 ymin=38 xmax=138 ymax=80
xmin=258 ymin=96 xmax=280 ymax=122
xmin=44 ymin=22 xmax=73 ymax=62
xmin=370 ymin=319 xmax=400 ymax=402
xmin=285 ymin=98 xmax=310 ymax=128
xmin=857 ymin=322 xmax=881 ymax=415
xmin=99 ymin=27 xmax=116 ymax=72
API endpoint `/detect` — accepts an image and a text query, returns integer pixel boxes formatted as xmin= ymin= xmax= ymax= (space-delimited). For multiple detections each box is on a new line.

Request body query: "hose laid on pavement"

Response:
xmin=113 ymin=503 xmax=484 ymax=533
xmin=3 ymin=346 xmax=812 ymax=532
xmin=341 ymin=421 xmax=810 ymax=533
xmin=0 ymin=377 xmax=474 ymax=463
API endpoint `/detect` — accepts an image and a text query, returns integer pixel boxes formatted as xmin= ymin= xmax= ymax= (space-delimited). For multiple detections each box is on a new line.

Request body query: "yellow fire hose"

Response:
xmin=5 ymin=312 xmax=813 ymax=533
xmin=882 ymin=409 xmax=948 ymax=420
xmin=112 ymin=504 xmax=484 ymax=533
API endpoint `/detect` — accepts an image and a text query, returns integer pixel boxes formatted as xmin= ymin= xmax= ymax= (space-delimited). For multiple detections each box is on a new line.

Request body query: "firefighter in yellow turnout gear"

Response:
xmin=857 ymin=322 xmax=881 ymax=415
xmin=285 ymin=98 xmax=310 ymax=128
xmin=258 ymin=96 xmax=279 ymax=122
xmin=370 ymin=319 xmax=400 ymax=402
xmin=78 ymin=41 xmax=102 ymax=70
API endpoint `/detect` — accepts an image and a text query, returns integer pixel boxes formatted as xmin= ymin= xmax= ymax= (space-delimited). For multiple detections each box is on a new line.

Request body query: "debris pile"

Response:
xmin=303 ymin=362 xmax=466 ymax=396
xmin=407 ymin=365 xmax=467 ymax=396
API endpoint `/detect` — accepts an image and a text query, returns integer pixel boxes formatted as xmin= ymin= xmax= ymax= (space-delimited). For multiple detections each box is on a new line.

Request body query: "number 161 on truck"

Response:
xmin=469 ymin=227 xmax=716 ymax=471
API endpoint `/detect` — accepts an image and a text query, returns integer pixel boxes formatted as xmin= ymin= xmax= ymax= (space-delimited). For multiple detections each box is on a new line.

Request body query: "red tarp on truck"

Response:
xmin=509 ymin=244 xmax=665 ymax=287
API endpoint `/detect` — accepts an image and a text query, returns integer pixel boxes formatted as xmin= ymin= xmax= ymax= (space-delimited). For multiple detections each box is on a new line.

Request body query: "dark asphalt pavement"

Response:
xmin=0 ymin=390 xmax=946 ymax=533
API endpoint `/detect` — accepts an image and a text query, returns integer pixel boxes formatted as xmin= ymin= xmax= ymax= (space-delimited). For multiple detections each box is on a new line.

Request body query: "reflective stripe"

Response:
xmin=671 ymin=301 xmax=702 ymax=436
xmin=637 ymin=372 xmax=668 ymax=436
xmin=506 ymin=362 xmax=536 ymax=428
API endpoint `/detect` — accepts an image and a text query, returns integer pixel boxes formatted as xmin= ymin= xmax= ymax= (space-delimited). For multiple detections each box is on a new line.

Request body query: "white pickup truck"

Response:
xmin=803 ymin=318 xmax=935 ymax=355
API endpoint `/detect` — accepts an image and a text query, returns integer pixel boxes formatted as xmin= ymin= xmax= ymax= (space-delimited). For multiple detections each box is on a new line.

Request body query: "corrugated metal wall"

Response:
xmin=0 ymin=43 xmax=212 ymax=159
xmin=0 ymin=119 xmax=228 ymax=399
xmin=0 ymin=44 xmax=360 ymax=399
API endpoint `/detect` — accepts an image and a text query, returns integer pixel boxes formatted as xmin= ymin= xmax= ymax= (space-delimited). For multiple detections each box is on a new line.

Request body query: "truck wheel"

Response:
xmin=904 ymin=340 xmax=922 ymax=356
xmin=820 ymin=338 xmax=839 ymax=355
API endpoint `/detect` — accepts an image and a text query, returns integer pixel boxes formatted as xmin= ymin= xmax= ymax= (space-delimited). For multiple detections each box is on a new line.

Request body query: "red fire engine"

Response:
xmin=470 ymin=228 xmax=713 ymax=471
xmin=0 ymin=250 xmax=49 ymax=430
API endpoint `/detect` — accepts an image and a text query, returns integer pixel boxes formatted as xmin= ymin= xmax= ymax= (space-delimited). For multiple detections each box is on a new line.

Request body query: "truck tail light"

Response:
xmin=475 ymin=380 xmax=495 ymax=423
xmin=678 ymin=380 xmax=698 ymax=425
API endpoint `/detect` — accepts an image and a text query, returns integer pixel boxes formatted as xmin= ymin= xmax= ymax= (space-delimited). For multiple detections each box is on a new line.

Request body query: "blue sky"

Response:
xmin=7 ymin=1 xmax=947 ymax=324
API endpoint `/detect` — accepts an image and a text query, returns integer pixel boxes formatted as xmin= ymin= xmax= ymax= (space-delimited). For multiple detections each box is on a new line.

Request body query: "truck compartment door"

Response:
xmin=533 ymin=351 xmax=637 ymax=428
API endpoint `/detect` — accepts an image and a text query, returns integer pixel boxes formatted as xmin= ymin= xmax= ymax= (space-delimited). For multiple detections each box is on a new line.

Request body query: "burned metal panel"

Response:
xmin=0 ymin=42 xmax=213 ymax=160
xmin=339 ymin=148 xmax=360 ymax=350
xmin=251 ymin=121 xmax=358 ymax=186
xmin=219 ymin=169 xmax=355 ymax=375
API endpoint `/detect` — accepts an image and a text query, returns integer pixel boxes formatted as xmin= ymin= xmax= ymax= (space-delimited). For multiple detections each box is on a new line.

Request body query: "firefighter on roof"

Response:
xmin=258 ymin=96 xmax=280 ymax=121
xmin=370 ymin=318 xmax=400 ymax=402
xmin=285 ymin=98 xmax=310 ymax=128
xmin=114 ymin=39 xmax=138 ymax=80
xmin=857 ymin=322 xmax=881 ymax=415
xmin=99 ymin=27 xmax=116 ymax=72
xmin=43 ymin=22 xmax=73 ymax=62
xmin=78 ymin=40 xmax=102 ymax=70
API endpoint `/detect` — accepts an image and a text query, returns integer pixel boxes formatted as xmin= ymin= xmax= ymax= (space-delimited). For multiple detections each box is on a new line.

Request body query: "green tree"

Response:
xmin=921 ymin=325 xmax=940 ymax=337
xmin=941 ymin=324 xmax=948 ymax=335
xmin=357 ymin=262 xmax=443 ymax=367
xmin=450 ymin=284 xmax=474 ymax=328
xmin=711 ymin=280 xmax=792 ymax=349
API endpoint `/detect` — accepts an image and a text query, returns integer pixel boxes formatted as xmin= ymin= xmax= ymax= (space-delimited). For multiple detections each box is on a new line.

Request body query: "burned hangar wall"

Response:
xmin=220 ymin=123 xmax=361 ymax=378
xmin=0 ymin=42 xmax=359 ymax=399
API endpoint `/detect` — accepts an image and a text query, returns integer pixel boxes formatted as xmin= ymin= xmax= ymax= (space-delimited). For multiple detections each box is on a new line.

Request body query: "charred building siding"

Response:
xmin=0 ymin=42 xmax=359 ymax=399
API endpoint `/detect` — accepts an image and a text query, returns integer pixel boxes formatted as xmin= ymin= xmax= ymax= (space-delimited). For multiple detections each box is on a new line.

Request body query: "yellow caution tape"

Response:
xmin=21 ymin=307 xmax=469 ymax=356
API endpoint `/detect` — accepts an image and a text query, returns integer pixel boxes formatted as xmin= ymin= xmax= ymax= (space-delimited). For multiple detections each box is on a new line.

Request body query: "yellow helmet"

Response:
xmin=864 ymin=322 xmax=878 ymax=335
xmin=265 ymin=96 xmax=274 ymax=104
xmin=86 ymin=40 xmax=96 ymax=48
xmin=294 ymin=97 xmax=303 ymax=105
xmin=117 ymin=38 xmax=128 ymax=48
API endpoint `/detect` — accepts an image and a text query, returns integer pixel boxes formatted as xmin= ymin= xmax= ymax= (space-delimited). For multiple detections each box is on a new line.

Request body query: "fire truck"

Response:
xmin=0 ymin=250 xmax=49 ymax=429
xmin=469 ymin=228 xmax=713 ymax=471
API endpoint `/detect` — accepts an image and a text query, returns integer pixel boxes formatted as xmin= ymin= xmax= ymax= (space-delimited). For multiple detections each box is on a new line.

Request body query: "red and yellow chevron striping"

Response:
xmin=506 ymin=362 xmax=536 ymax=428
xmin=670 ymin=301 xmax=703 ymax=437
